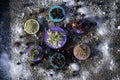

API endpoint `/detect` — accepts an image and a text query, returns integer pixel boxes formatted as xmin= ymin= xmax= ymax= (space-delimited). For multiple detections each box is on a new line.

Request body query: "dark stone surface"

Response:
xmin=0 ymin=0 xmax=11 ymax=80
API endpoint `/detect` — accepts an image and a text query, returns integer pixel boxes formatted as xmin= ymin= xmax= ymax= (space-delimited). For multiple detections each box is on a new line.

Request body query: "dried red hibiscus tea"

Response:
xmin=50 ymin=53 xmax=66 ymax=69
xmin=71 ymin=19 xmax=88 ymax=34
xmin=50 ymin=8 xmax=64 ymax=19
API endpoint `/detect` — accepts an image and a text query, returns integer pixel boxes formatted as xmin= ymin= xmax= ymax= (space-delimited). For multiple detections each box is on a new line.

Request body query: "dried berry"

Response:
xmin=14 ymin=42 xmax=20 ymax=47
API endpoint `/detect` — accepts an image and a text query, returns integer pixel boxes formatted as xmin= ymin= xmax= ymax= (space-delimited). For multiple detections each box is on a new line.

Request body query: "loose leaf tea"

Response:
xmin=71 ymin=20 xmax=87 ymax=33
xmin=24 ymin=19 xmax=39 ymax=34
xmin=76 ymin=45 xmax=87 ymax=57
xmin=30 ymin=48 xmax=39 ymax=60
xmin=74 ymin=44 xmax=91 ymax=60
xmin=50 ymin=53 xmax=65 ymax=69
xmin=47 ymin=30 xmax=65 ymax=48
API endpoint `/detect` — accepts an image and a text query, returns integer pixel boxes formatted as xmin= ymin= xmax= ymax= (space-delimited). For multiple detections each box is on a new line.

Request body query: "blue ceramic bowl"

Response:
xmin=49 ymin=6 xmax=65 ymax=22
xmin=49 ymin=53 xmax=66 ymax=69
xmin=44 ymin=26 xmax=67 ymax=49
xmin=72 ymin=19 xmax=88 ymax=34
xmin=27 ymin=45 xmax=44 ymax=62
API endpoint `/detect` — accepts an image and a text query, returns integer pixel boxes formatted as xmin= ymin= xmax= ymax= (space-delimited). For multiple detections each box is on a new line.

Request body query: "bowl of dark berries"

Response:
xmin=27 ymin=45 xmax=44 ymax=62
xmin=44 ymin=26 xmax=67 ymax=49
xmin=49 ymin=6 xmax=65 ymax=22
xmin=73 ymin=43 xmax=91 ymax=60
xmin=71 ymin=19 xmax=88 ymax=34
xmin=49 ymin=53 xmax=66 ymax=69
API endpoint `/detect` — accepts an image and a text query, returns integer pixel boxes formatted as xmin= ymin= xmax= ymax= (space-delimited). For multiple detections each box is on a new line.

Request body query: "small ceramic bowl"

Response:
xmin=49 ymin=6 xmax=65 ymax=22
xmin=49 ymin=53 xmax=66 ymax=69
xmin=27 ymin=45 xmax=44 ymax=62
xmin=44 ymin=26 xmax=67 ymax=49
xmin=73 ymin=43 xmax=91 ymax=60
xmin=24 ymin=19 xmax=40 ymax=34
xmin=71 ymin=19 xmax=88 ymax=34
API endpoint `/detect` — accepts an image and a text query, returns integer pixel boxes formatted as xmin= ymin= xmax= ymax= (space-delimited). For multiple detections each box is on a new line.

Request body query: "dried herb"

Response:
xmin=76 ymin=45 xmax=87 ymax=57
xmin=30 ymin=48 xmax=39 ymax=60
xmin=72 ymin=20 xmax=86 ymax=32
xmin=47 ymin=30 xmax=65 ymax=48
xmin=24 ymin=19 xmax=39 ymax=34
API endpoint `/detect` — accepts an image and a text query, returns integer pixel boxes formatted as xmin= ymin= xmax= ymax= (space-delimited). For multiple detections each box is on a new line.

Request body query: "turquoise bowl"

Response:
xmin=49 ymin=53 xmax=66 ymax=69
xmin=49 ymin=6 xmax=65 ymax=22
